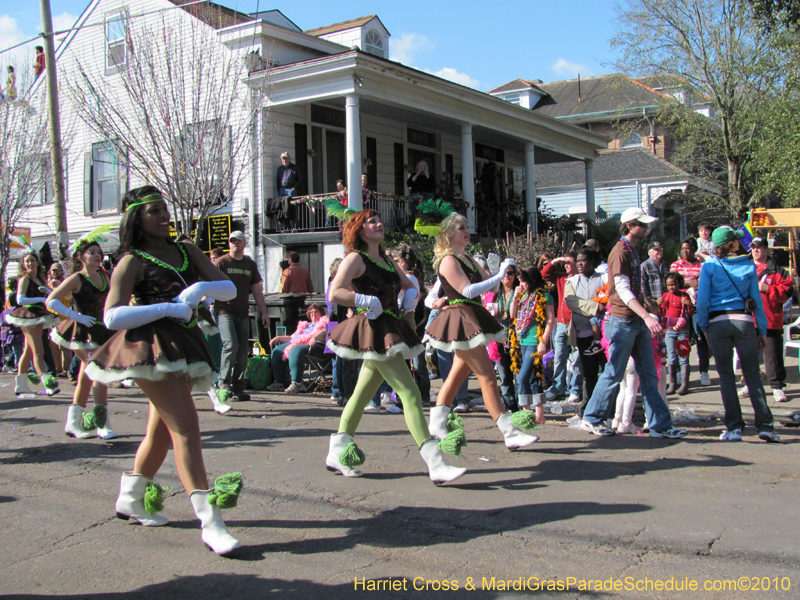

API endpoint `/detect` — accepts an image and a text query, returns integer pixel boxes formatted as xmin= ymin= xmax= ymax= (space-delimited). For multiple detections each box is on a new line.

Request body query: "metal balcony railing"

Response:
xmin=263 ymin=192 xmax=421 ymax=233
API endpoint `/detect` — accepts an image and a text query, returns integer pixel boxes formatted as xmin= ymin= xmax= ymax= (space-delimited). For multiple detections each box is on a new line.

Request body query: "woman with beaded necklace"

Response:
xmin=84 ymin=185 xmax=243 ymax=555
xmin=324 ymin=209 xmax=466 ymax=484
xmin=47 ymin=239 xmax=116 ymax=439
xmin=425 ymin=213 xmax=540 ymax=450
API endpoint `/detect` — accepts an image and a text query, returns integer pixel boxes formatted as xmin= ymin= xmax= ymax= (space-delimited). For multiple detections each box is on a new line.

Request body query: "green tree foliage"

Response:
xmin=613 ymin=0 xmax=788 ymax=220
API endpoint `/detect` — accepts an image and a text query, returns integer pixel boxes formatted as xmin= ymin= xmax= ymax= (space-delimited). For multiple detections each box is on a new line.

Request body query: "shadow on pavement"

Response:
xmin=225 ymin=501 xmax=651 ymax=561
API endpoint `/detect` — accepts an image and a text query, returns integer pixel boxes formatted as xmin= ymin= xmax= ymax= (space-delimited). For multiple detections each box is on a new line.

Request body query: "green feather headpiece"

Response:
xmin=69 ymin=223 xmax=118 ymax=255
xmin=414 ymin=199 xmax=455 ymax=237
xmin=323 ymin=198 xmax=357 ymax=222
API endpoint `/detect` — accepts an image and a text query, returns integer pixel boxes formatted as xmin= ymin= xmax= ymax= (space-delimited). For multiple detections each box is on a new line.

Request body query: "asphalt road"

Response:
xmin=1 ymin=364 xmax=800 ymax=599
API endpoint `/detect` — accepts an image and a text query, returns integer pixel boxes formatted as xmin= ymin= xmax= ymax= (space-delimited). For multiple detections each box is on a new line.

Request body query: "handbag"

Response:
xmin=246 ymin=342 xmax=272 ymax=390
xmin=718 ymin=263 xmax=758 ymax=315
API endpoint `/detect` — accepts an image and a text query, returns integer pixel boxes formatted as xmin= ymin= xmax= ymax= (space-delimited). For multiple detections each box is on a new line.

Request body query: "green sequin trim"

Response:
xmin=356 ymin=250 xmax=394 ymax=272
xmin=134 ymin=243 xmax=188 ymax=273
xmin=449 ymin=298 xmax=483 ymax=308
xmin=83 ymin=271 xmax=108 ymax=292
xmin=356 ymin=307 xmax=401 ymax=320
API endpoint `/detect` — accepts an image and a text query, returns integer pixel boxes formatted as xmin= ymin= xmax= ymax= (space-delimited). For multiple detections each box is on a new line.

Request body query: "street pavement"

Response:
xmin=1 ymin=360 xmax=800 ymax=599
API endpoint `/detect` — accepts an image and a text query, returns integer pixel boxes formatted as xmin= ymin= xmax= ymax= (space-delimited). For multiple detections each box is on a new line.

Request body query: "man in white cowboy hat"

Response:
xmin=580 ymin=207 xmax=687 ymax=439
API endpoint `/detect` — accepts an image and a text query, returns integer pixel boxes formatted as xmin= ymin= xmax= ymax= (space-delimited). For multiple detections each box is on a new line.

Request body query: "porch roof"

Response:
xmin=246 ymin=50 xmax=608 ymax=164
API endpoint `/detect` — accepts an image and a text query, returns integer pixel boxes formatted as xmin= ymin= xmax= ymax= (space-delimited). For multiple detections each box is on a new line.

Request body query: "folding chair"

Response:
xmin=304 ymin=322 xmax=336 ymax=392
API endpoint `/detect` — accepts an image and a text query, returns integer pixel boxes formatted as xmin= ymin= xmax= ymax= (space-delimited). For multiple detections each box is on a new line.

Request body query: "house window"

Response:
xmin=84 ymin=141 xmax=126 ymax=214
xmin=105 ymin=12 xmax=127 ymax=74
xmin=364 ymin=30 xmax=384 ymax=57
xmin=621 ymin=132 xmax=643 ymax=148
xmin=182 ymin=120 xmax=227 ymax=205
xmin=28 ymin=154 xmax=53 ymax=206
xmin=503 ymin=93 xmax=521 ymax=105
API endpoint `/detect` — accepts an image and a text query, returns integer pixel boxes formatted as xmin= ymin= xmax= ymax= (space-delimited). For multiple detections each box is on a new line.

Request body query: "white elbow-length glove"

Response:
xmin=18 ymin=294 xmax=46 ymax=306
xmin=173 ymin=280 xmax=236 ymax=308
xmin=354 ymin=293 xmax=383 ymax=320
xmin=104 ymin=303 xmax=193 ymax=330
xmin=400 ymin=288 xmax=418 ymax=312
xmin=46 ymin=298 xmax=96 ymax=327
xmin=461 ymin=258 xmax=516 ymax=299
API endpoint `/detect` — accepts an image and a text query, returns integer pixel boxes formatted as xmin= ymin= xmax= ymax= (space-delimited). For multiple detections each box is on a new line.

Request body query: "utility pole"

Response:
xmin=39 ymin=0 xmax=69 ymax=259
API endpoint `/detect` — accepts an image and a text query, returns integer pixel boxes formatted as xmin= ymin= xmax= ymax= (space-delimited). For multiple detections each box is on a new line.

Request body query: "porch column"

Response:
xmin=345 ymin=94 xmax=363 ymax=211
xmin=461 ymin=123 xmax=475 ymax=230
xmin=584 ymin=159 xmax=596 ymax=223
xmin=642 ymin=183 xmax=652 ymax=216
xmin=525 ymin=142 xmax=538 ymax=237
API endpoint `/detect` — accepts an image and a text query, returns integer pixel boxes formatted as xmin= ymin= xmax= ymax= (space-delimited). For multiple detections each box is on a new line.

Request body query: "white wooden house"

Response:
xmin=21 ymin=1 xmax=608 ymax=293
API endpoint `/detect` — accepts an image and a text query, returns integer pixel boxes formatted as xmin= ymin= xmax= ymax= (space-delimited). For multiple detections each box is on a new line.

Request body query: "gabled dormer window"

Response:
xmin=621 ymin=132 xmax=643 ymax=148
xmin=105 ymin=11 xmax=128 ymax=75
xmin=364 ymin=30 xmax=384 ymax=57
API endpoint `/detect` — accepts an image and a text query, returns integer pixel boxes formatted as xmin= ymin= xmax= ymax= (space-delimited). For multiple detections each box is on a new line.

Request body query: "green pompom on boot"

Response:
xmin=81 ymin=411 xmax=97 ymax=431
xmin=41 ymin=374 xmax=60 ymax=396
xmin=511 ymin=410 xmax=538 ymax=430
xmin=446 ymin=411 xmax=464 ymax=433
xmin=27 ymin=373 xmax=41 ymax=386
xmin=144 ymin=481 xmax=165 ymax=514
xmin=92 ymin=404 xmax=107 ymax=429
xmin=339 ymin=440 xmax=366 ymax=468
xmin=207 ymin=472 xmax=243 ymax=509
xmin=438 ymin=428 xmax=467 ymax=457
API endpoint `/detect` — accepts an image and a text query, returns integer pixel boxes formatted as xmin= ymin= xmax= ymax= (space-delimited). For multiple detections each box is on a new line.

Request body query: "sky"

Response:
xmin=1 ymin=1 xmax=622 ymax=91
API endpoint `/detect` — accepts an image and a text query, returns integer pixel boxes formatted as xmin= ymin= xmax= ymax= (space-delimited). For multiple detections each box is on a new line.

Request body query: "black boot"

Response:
xmin=677 ymin=365 xmax=690 ymax=396
xmin=666 ymin=365 xmax=677 ymax=395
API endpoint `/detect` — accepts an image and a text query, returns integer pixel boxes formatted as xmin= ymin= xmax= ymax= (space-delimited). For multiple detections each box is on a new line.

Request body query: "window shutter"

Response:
xmin=118 ymin=146 xmax=128 ymax=211
xmin=83 ymin=151 xmax=93 ymax=214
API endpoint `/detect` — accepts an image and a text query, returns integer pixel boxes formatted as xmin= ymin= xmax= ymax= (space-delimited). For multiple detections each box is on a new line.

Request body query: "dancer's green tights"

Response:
xmin=338 ymin=355 xmax=430 ymax=446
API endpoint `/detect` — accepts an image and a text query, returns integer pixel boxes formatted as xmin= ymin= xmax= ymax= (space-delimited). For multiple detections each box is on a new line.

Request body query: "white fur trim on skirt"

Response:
xmin=84 ymin=358 xmax=214 ymax=390
xmin=6 ymin=314 xmax=60 ymax=329
xmin=49 ymin=328 xmax=99 ymax=351
xmin=326 ymin=340 xmax=424 ymax=362
xmin=422 ymin=330 xmax=507 ymax=353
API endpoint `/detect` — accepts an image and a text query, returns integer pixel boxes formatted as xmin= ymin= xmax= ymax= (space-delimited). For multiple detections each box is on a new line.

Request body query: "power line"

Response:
xmin=0 ymin=0 xmax=215 ymax=56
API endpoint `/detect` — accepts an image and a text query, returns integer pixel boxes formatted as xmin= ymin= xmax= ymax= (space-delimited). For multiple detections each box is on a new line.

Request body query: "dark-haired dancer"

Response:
xmin=425 ymin=213 xmax=540 ymax=450
xmin=325 ymin=209 xmax=466 ymax=484
xmin=47 ymin=239 xmax=116 ymax=439
xmin=85 ymin=186 xmax=242 ymax=554
xmin=6 ymin=252 xmax=60 ymax=396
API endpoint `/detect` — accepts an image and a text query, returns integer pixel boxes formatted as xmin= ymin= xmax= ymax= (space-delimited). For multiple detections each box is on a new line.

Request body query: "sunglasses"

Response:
xmin=504 ymin=270 xmax=516 ymax=276
xmin=631 ymin=221 xmax=647 ymax=228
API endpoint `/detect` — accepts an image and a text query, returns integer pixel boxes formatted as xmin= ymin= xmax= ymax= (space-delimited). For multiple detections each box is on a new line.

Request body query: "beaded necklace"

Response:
xmin=498 ymin=286 xmax=514 ymax=322
xmin=82 ymin=270 xmax=107 ymax=292
xmin=620 ymin=236 xmax=642 ymax=299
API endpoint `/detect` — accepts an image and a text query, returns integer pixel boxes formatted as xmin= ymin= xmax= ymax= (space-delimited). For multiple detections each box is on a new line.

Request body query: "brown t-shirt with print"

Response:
xmin=214 ymin=254 xmax=262 ymax=317
xmin=607 ymin=239 xmax=637 ymax=319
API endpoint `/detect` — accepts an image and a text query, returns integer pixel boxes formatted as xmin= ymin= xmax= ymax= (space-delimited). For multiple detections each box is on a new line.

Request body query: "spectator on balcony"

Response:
xmin=2 ymin=66 xmax=17 ymax=101
xmin=277 ymin=151 xmax=299 ymax=198
xmin=34 ymin=46 xmax=45 ymax=79
xmin=407 ymin=160 xmax=436 ymax=199
xmin=280 ymin=252 xmax=313 ymax=293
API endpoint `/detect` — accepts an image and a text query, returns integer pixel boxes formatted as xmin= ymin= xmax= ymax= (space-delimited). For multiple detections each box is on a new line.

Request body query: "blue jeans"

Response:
xmin=664 ymin=329 xmax=689 ymax=367
xmin=517 ymin=345 xmax=544 ymax=406
xmin=496 ymin=342 xmax=517 ymax=411
xmin=279 ymin=187 xmax=294 ymax=197
xmin=427 ymin=308 xmax=468 ymax=405
xmin=218 ymin=313 xmax=251 ymax=391
xmin=332 ymin=356 xmax=358 ymax=401
xmin=707 ymin=319 xmax=774 ymax=433
xmin=583 ymin=316 xmax=672 ymax=432
xmin=412 ymin=351 xmax=431 ymax=402
xmin=692 ymin=315 xmax=710 ymax=372
xmin=549 ymin=322 xmax=582 ymax=395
